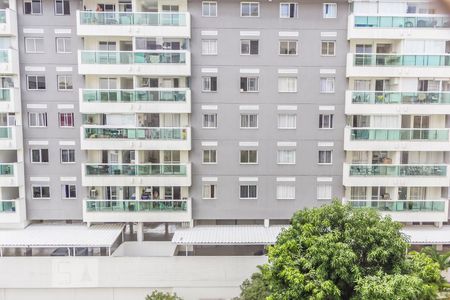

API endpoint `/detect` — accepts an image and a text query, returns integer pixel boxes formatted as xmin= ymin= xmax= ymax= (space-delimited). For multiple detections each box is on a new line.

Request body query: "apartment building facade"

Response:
xmin=0 ymin=0 xmax=448 ymax=235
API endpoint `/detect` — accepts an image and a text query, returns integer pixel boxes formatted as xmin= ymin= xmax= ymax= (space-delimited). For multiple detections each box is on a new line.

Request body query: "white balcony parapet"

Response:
xmin=0 ymin=163 xmax=24 ymax=187
xmin=0 ymin=9 xmax=17 ymax=36
xmin=0 ymin=199 xmax=26 ymax=225
xmin=0 ymin=126 xmax=22 ymax=150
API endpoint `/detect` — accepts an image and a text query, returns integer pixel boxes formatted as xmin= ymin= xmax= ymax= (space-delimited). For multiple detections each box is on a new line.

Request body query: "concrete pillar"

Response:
xmin=264 ymin=219 xmax=270 ymax=228
xmin=137 ymin=222 xmax=144 ymax=242
xmin=436 ymin=244 xmax=444 ymax=251
xmin=435 ymin=221 xmax=443 ymax=228
xmin=164 ymin=222 xmax=169 ymax=235
xmin=129 ymin=222 xmax=133 ymax=235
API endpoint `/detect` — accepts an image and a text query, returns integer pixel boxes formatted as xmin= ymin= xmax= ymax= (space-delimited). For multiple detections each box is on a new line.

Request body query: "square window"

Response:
xmin=27 ymin=75 xmax=46 ymax=90
xmin=240 ymin=184 xmax=257 ymax=199
xmin=240 ymin=39 xmax=259 ymax=55
xmin=277 ymin=113 xmax=296 ymax=129
xmin=277 ymin=184 xmax=295 ymax=199
xmin=59 ymin=112 xmax=74 ymax=127
xmin=202 ymin=1 xmax=217 ymax=17
xmin=57 ymin=75 xmax=73 ymax=90
xmin=32 ymin=186 xmax=50 ymax=199
xmin=203 ymin=149 xmax=217 ymax=164
xmin=278 ymin=77 xmax=297 ymax=93
xmin=54 ymin=0 xmax=70 ymax=15
xmin=280 ymin=3 xmax=298 ymax=18
xmin=202 ymin=76 xmax=217 ymax=92
xmin=240 ymin=114 xmax=258 ymax=129
xmin=319 ymin=114 xmax=334 ymax=129
xmin=201 ymin=39 xmax=217 ymax=55
xmin=56 ymin=37 xmax=71 ymax=53
xmin=28 ymin=112 xmax=47 ymax=127
xmin=279 ymin=40 xmax=298 ymax=55
xmin=62 ymin=184 xmax=76 ymax=199
xmin=317 ymin=184 xmax=332 ymax=200
xmin=24 ymin=0 xmax=42 ymax=15
xmin=203 ymin=113 xmax=217 ymax=128
xmin=240 ymin=2 xmax=259 ymax=17
xmin=277 ymin=150 xmax=296 ymax=164
xmin=25 ymin=37 xmax=44 ymax=53
xmin=30 ymin=148 xmax=49 ymax=163
xmin=240 ymin=149 xmax=258 ymax=164
xmin=323 ymin=3 xmax=337 ymax=18
xmin=318 ymin=150 xmax=332 ymax=164
xmin=202 ymin=183 xmax=217 ymax=199
xmin=321 ymin=40 xmax=336 ymax=56
xmin=240 ymin=77 xmax=259 ymax=92
xmin=320 ymin=77 xmax=335 ymax=93
xmin=61 ymin=149 xmax=75 ymax=163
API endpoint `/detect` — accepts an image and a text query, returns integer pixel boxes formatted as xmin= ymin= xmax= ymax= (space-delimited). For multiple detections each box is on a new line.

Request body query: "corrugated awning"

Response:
xmin=0 ymin=224 xmax=124 ymax=248
xmin=402 ymin=225 xmax=450 ymax=245
xmin=172 ymin=225 xmax=287 ymax=245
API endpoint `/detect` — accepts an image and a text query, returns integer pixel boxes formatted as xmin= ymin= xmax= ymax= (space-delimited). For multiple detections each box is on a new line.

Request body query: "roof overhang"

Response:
xmin=401 ymin=225 xmax=450 ymax=245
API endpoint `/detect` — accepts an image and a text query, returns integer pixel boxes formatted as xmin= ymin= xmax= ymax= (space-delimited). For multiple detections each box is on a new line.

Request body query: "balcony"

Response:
xmin=83 ymin=198 xmax=192 ymax=223
xmin=80 ymin=126 xmax=191 ymax=150
xmin=78 ymin=50 xmax=190 ymax=76
xmin=345 ymin=91 xmax=450 ymax=114
xmin=0 ymin=9 xmax=17 ymax=36
xmin=344 ymin=127 xmax=450 ymax=151
xmin=76 ymin=11 xmax=190 ymax=38
xmin=0 ymin=126 xmax=22 ymax=150
xmin=345 ymin=199 xmax=449 ymax=223
xmin=0 ymin=49 xmax=18 ymax=75
xmin=0 ymin=163 xmax=24 ymax=187
xmin=82 ymin=163 xmax=191 ymax=187
xmin=348 ymin=14 xmax=450 ymax=39
xmin=79 ymin=88 xmax=191 ymax=113
xmin=346 ymin=53 xmax=450 ymax=77
xmin=343 ymin=163 xmax=450 ymax=186
xmin=0 ymin=199 xmax=25 ymax=225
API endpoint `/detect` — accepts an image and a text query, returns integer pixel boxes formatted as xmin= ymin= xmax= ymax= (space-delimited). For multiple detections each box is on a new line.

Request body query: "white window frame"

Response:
xmin=240 ymin=39 xmax=259 ymax=55
xmin=240 ymin=2 xmax=259 ymax=17
xmin=321 ymin=40 xmax=336 ymax=56
xmin=32 ymin=185 xmax=50 ymax=199
xmin=202 ymin=183 xmax=217 ymax=199
xmin=56 ymin=37 xmax=71 ymax=53
xmin=202 ymin=76 xmax=217 ymax=92
xmin=240 ymin=76 xmax=259 ymax=92
xmin=28 ymin=112 xmax=47 ymax=127
xmin=62 ymin=184 xmax=76 ymax=199
xmin=317 ymin=184 xmax=332 ymax=200
xmin=24 ymin=0 xmax=42 ymax=15
xmin=323 ymin=3 xmax=337 ymax=19
xmin=54 ymin=0 xmax=70 ymax=15
xmin=202 ymin=149 xmax=217 ymax=164
xmin=240 ymin=149 xmax=258 ymax=164
xmin=201 ymin=39 xmax=218 ymax=55
xmin=277 ymin=149 xmax=296 ymax=165
xmin=240 ymin=113 xmax=258 ymax=129
xmin=276 ymin=184 xmax=296 ymax=200
xmin=279 ymin=40 xmax=298 ymax=55
xmin=60 ymin=149 xmax=75 ymax=164
xmin=240 ymin=184 xmax=258 ymax=199
xmin=319 ymin=114 xmax=334 ymax=129
xmin=58 ymin=112 xmax=74 ymax=128
xmin=57 ymin=75 xmax=73 ymax=91
xmin=30 ymin=148 xmax=49 ymax=163
xmin=320 ymin=77 xmax=335 ymax=93
xmin=26 ymin=75 xmax=46 ymax=90
xmin=318 ymin=150 xmax=333 ymax=165
xmin=279 ymin=3 xmax=298 ymax=18
xmin=202 ymin=113 xmax=217 ymax=128
xmin=25 ymin=37 xmax=44 ymax=53
xmin=278 ymin=77 xmax=298 ymax=93
xmin=277 ymin=113 xmax=297 ymax=129
xmin=202 ymin=1 xmax=217 ymax=17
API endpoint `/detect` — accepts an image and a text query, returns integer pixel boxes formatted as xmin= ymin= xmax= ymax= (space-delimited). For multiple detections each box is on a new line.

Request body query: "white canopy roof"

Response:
xmin=172 ymin=225 xmax=287 ymax=245
xmin=0 ymin=224 xmax=124 ymax=248
xmin=401 ymin=225 xmax=450 ymax=245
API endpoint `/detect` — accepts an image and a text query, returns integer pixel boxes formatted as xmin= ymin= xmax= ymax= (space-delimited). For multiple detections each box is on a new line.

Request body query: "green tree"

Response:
xmin=145 ymin=290 xmax=183 ymax=300
xmin=234 ymin=266 xmax=270 ymax=300
xmin=421 ymin=246 xmax=450 ymax=271
xmin=237 ymin=201 xmax=443 ymax=300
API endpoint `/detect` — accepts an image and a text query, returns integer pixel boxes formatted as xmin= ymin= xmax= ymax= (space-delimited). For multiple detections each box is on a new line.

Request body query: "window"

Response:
xmin=318 ymin=150 xmax=332 ymax=164
xmin=321 ymin=40 xmax=335 ymax=56
xmin=24 ymin=0 xmax=42 ymax=14
xmin=202 ymin=183 xmax=217 ymax=199
xmin=203 ymin=149 xmax=217 ymax=164
xmin=28 ymin=112 xmax=47 ymax=127
xmin=201 ymin=39 xmax=217 ymax=55
xmin=62 ymin=184 xmax=76 ymax=199
xmin=240 ymin=150 xmax=258 ymax=164
xmin=277 ymin=113 xmax=296 ymax=129
xmin=279 ymin=40 xmax=297 ymax=55
xmin=277 ymin=150 xmax=296 ymax=164
xmin=240 ymin=40 xmax=259 ymax=55
xmin=317 ymin=184 xmax=332 ymax=200
xmin=240 ymin=77 xmax=259 ymax=92
xmin=25 ymin=37 xmax=44 ymax=53
xmin=30 ymin=148 xmax=48 ymax=163
xmin=241 ymin=2 xmax=259 ymax=17
xmin=202 ymin=76 xmax=217 ymax=92
xmin=32 ymin=186 xmax=50 ymax=199
xmin=323 ymin=3 xmax=337 ymax=18
xmin=59 ymin=113 xmax=74 ymax=128
xmin=240 ymin=114 xmax=258 ymax=128
xmin=202 ymin=1 xmax=217 ymax=17
xmin=278 ymin=77 xmax=297 ymax=93
xmin=57 ymin=75 xmax=73 ymax=90
xmin=55 ymin=0 xmax=70 ymax=15
xmin=320 ymin=77 xmax=335 ymax=93
xmin=61 ymin=149 xmax=75 ymax=163
xmin=280 ymin=3 xmax=298 ymax=18
xmin=277 ymin=184 xmax=295 ymax=200
xmin=27 ymin=75 xmax=46 ymax=90
xmin=56 ymin=37 xmax=71 ymax=53
xmin=203 ymin=113 xmax=217 ymax=128
xmin=240 ymin=184 xmax=257 ymax=199
xmin=319 ymin=114 xmax=334 ymax=129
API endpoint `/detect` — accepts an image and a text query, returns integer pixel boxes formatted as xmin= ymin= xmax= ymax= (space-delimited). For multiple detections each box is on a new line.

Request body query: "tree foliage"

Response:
xmin=145 ymin=290 xmax=183 ymax=300
xmin=236 ymin=201 xmax=444 ymax=300
xmin=234 ymin=266 xmax=270 ymax=300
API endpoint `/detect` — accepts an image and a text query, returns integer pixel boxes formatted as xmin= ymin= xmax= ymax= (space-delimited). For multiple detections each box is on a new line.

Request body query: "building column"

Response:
xmin=137 ymin=222 xmax=144 ymax=242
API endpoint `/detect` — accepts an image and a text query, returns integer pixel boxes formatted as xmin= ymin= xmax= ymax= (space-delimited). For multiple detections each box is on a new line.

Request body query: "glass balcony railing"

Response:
xmin=80 ymin=51 xmax=186 ymax=64
xmin=349 ymin=164 xmax=447 ymax=176
xmin=82 ymin=89 xmax=187 ymax=102
xmin=0 ymin=88 xmax=11 ymax=101
xmin=0 ymin=164 xmax=13 ymax=175
xmin=348 ymin=200 xmax=446 ymax=212
xmin=351 ymin=91 xmax=450 ymax=104
xmin=0 ymin=126 xmax=11 ymax=138
xmin=85 ymin=163 xmax=187 ymax=176
xmin=350 ymin=128 xmax=449 ymax=141
xmin=85 ymin=199 xmax=188 ymax=212
xmin=353 ymin=54 xmax=450 ymax=67
xmin=0 ymin=201 xmax=15 ymax=213
xmin=84 ymin=127 xmax=188 ymax=140
xmin=0 ymin=10 xmax=6 ymax=23
xmin=354 ymin=15 xmax=450 ymax=28
xmin=0 ymin=50 xmax=8 ymax=63
xmin=79 ymin=11 xmax=187 ymax=26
